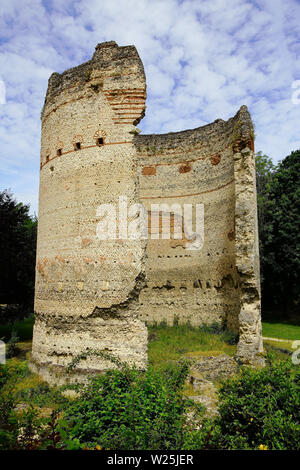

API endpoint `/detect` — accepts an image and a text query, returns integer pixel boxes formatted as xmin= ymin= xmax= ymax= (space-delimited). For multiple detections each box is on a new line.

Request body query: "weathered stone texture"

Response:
xmin=135 ymin=115 xmax=241 ymax=331
xmin=231 ymin=107 xmax=264 ymax=366
xmin=31 ymin=42 xmax=264 ymax=384
xmin=188 ymin=354 xmax=238 ymax=383
xmin=134 ymin=105 xmax=263 ymax=365
xmin=31 ymin=42 xmax=148 ymax=384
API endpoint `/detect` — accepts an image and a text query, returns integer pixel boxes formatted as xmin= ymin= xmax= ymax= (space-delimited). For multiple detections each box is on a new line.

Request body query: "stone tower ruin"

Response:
xmin=30 ymin=41 xmax=264 ymax=384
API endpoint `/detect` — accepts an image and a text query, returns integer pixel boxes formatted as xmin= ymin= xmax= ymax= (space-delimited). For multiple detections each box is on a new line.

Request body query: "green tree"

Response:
xmin=255 ymin=151 xmax=276 ymax=232
xmin=255 ymin=152 xmax=277 ymax=301
xmin=0 ymin=190 xmax=37 ymax=317
xmin=256 ymin=151 xmax=300 ymax=314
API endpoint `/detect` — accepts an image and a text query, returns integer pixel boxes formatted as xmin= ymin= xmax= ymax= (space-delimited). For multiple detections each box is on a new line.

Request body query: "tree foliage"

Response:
xmin=256 ymin=150 xmax=300 ymax=314
xmin=0 ymin=189 xmax=37 ymax=315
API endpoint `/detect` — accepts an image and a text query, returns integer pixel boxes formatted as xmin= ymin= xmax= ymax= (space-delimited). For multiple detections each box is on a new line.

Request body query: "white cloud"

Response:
xmin=0 ymin=0 xmax=300 ymax=214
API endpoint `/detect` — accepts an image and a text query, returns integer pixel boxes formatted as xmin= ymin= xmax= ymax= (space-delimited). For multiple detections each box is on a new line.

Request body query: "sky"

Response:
xmin=0 ymin=0 xmax=300 ymax=215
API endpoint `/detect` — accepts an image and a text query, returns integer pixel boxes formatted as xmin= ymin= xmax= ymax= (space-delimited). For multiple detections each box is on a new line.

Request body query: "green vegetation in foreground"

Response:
xmin=148 ymin=322 xmax=237 ymax=368
xmin=0 ymin=323 xmax=238 ymax=414
xmin=1 ymin=352 xmax=299 ymax=450
xmin=0 ymin=315 xmax=34 ymax=342
xmin=0 ymin=324 xmax=299 ymax=450
xmin=262 ymin=320 xmax=300 ymax=341
xmin=184 ymin=358 xmax=300 ymax=450
xmin=0 ymin=357 xmax=69 ymax=410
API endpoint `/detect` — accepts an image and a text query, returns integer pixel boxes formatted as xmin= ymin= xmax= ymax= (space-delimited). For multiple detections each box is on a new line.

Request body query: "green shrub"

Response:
xmin=0 ymin=363 xmax=18 ymax=449
xmin=0 ymin=363 xmax=10 ymax=390
xmin=59 ymin=361 xmax=201 ymax=450
xmin=184 ymin=359 xmax=300 ymax=450
xmin=0 ymin=362 xmax=67 ymax=450
xmin=18 ymin=381 xmax=69 ymax=408
xmin=16 ymin=406 xmax=44 ymax=450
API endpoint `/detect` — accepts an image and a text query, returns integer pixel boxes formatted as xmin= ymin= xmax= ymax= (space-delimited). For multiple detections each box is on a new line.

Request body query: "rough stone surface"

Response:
xmin=30 ymin=42 xmax=148 ymax=384
xmin=136 ymin=118 xmax=241 ymax=330
xmin=188 ymin=354 xmax=238 ymax=383
xmin=187 ymin=354 xmax=238 ymax=416
xmin=31 ymin=41 xmax=264 ymax=384
xmin=188 ymin=383 xmax=219 ymax=417
xmin=135 ymin=106 xmax=264 ymax=366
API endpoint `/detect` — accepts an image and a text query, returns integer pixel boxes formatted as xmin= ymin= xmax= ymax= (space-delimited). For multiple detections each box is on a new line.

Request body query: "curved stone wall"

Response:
xmin=135 ymin=105 xmax=263 ymax=365
xmin=135 ymin=117 xmax=240 ymax=329
xmin=31 ymin=42 xmax=148 ymax=384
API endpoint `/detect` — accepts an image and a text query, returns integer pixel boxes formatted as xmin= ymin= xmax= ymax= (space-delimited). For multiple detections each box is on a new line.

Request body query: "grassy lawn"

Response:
xmin=263 ymin=339 xmax=294 ymax=351
xmin=262 ymin=320 xmax=300 ymax=341
xmin=148 ymin=323 xmax=237 ymax=368
xmin=1 ymin=353 xmax=69 ymax=411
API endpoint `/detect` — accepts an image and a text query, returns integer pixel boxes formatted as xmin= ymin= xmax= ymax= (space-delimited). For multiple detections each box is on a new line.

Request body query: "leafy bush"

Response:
xmin=0 ymin=363 xmax=19 ymax=449
xmin=18 ymin=382 xmax=68 ymax=408
xmin=184 ymin=359 xmax=300 ymax=450
xmin=1 ymin=353 xmax=298 ymax=450
xmin=0 ymin=362 xmax=66 ymax=450
xmin=60 ymin=360 xmax=201 ymax=450
xmin=0 ymin=363 xmax=10 ymax=390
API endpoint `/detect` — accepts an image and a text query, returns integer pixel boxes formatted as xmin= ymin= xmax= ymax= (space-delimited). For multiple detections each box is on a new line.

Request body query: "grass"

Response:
xmin=1 ymin=355 xmax=69 ymax=409
xmin=262 ymin=320 xmax=300 ymax=341
xmin=263 ymin=343 xmax=296 ymax=364
xmin=148 ymin=323 xmax=237 ymax=368
xmin=263 ymin=339 xmax=294 ymax=351
xmin=0 ymin=315 xmax=34 ymax=342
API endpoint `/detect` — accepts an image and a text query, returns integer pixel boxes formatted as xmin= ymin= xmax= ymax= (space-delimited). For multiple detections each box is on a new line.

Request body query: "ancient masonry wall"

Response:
xmin=30 ymin=42 xmax=264 ymax=384
xmin=135 ymin=106 xmax=264 ymax=365
xmin=30 ymin=42 xmax=149 ymax=384
xmin=135 ymin=120 xmax=240 ymax=331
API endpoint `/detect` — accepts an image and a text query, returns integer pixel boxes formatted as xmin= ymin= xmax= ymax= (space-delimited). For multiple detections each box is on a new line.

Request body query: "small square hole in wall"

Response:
xmin=97 ymin=137 xmax=104 ymax=146
xmin=57 ymin=148 xmax=62 ymax=156
xmin=46 ymin=155 xmax=50 ymax=162
xmin=75 ymin=142 xmax=81 ymax=150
